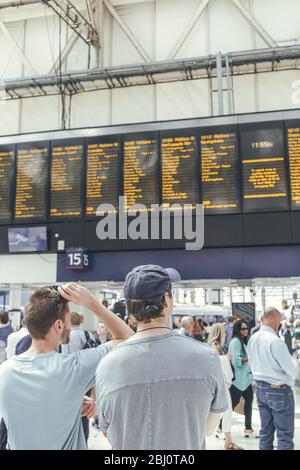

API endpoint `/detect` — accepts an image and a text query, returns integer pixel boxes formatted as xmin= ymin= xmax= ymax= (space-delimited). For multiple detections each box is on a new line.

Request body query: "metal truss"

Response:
xmin=40 ymin=0 xmax=98 ymax=46
xmin=2 ymin=45 xmax=300 ymax=100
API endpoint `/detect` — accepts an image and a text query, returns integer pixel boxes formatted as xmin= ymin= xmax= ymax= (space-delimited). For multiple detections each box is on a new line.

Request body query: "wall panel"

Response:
xmin=20 ymin=95 xmax=60 ymax=133
xmin=156 ymin=80 xmax=210 ymax=120
xmin=112 ymin=84 xmax=155 ymax=124
xmin=71 ymin=90 xmax=111 ymax=128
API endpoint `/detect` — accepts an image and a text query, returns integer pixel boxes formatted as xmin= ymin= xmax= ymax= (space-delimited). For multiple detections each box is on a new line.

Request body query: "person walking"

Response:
xmin=247 ymin=307 xmax=298 ymax=450
xmin=208 ymin=323 xmax=243 ymax=450
xmin=228 ymin=319 xmax=256 ymax=438
xmin=0 ymin=312 xmax=13 ymax=364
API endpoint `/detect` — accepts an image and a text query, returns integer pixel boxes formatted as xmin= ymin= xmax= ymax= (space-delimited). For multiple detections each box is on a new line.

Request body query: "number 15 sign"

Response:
xmin=66 ymin=249 xmax=89 ymax=270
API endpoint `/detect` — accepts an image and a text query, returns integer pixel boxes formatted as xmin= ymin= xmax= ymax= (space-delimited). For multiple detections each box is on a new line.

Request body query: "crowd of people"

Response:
xmin=0 ymin=265 xmax=298 ymax=451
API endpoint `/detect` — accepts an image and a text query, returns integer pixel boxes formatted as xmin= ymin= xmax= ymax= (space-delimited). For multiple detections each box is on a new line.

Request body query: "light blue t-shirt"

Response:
xmin=0 ymin=344 xmax=110 ymax=450
xmin=96 ymin=333 xmax=228 ymax=450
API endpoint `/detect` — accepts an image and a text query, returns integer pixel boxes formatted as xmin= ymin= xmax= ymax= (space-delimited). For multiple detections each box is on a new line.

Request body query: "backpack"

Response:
xmin=83 ymin=330 xmax=97 ymax=349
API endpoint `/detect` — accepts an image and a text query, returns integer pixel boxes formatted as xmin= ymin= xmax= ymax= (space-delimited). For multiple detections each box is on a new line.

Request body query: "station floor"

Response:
xmin=88 ymin=386 xmax=300 ymax=451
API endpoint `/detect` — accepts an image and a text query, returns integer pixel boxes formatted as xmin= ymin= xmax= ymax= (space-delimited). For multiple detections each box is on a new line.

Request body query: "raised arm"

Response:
xmin=58 ymin=283 xmax=134 ymax=340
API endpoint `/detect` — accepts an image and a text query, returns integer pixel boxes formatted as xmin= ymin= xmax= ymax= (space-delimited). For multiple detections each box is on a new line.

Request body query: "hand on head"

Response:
xmin=58 ymin=283 xmax=95 ymax=309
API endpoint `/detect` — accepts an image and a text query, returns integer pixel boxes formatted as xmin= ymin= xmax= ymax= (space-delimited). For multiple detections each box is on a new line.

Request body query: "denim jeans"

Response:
xmin=256 ymin=381 xmax=294 ymax=450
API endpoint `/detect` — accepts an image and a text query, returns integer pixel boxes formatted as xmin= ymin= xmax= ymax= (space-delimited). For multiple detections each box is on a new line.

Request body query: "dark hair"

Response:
xmin=113 ymin=300 xmax=126 ymax=319
xmin=126 ymin=285 xmax=172 ymax=323
xmin=232 ymin=319 xmax=249 ymax=354
xmin=0 ymin=311 xmax=9 ymax=325
xmin=70 ymin=312 xmax=82 ymax=326
xmin=24 ymin=287 xmax=68 ymax=340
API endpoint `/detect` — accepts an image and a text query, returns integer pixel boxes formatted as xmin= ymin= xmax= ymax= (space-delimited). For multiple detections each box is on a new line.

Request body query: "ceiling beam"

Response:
xmin=0 ymin=19 xmax=37 ymax=74
xmin=168 ymin=0 xmax=211 ymax=60
xmin=49 ymin=31 xmax=79 ymax=73
xmin=103 ymin=0 xmax=151 ymax=62
xmin=231 ymin=0 xmax=278 ymax=48
xmin=3 ymin=45 xmax=300 ymax=100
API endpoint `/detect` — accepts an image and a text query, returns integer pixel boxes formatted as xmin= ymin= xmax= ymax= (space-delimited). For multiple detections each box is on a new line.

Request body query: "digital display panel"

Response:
xmin=240 ymin=123 xmax=289 ymax=212
xmin=287 ymin=124 xmax=300 ymax=210
xmin=8 ymin=226 xmax=47 ymax=253
xmin=161 ymin=131 xmax=197 ymax=207
xmin=0 ymin=145 xmax=14 ymax=224
xmin=14 ymin=142 xmax=48 ymax=222
xmin=200 ymin=128 xmax=240 ymax=213
xmin=86 ymin=137 xmax=120 ymax=216
xmin=123 ymin=133 xmax=159 ymax=211
xmin=50 ymin=139 xmax=83 ymax=219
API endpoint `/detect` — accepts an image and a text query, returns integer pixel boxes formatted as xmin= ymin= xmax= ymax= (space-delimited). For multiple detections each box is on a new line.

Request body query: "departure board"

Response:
xmin=161 ymin=132 xmax=197 ymax=207
xmin=240 ymin=124 xmax=289 ymax=212
xmin=86 ymin=137 xmax=120 ymax=216
xmin=287 ymin=125 xmax=300 ymax=210
xmin=123 ymin=134 xmax=159 ymax=210
xmin=0 ymin=145 xmax=14 ymax=224
xmin=200 ymin=128 xmax=240 ymax=213
xmin=14 ymin=142 xmax=48 ymax=222
xmin=50 ymin=139 xmax=83 ymax=219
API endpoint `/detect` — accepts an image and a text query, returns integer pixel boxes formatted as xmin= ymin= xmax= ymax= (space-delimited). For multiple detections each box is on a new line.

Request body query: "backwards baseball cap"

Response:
xmin=123 ymin=264 xmax=181 ymax=306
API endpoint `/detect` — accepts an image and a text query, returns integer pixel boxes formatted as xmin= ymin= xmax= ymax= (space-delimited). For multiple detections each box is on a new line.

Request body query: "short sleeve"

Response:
xmin=97 ymin=398 xmax=109 ymax=432
xmin=210 ymin=354 xmax=228 ymax=414
xmin=73 ymin=343 xmax=112 ymax=394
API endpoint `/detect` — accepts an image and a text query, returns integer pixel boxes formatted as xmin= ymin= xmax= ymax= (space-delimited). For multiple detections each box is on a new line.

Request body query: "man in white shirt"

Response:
xmin=247 ymin=307 xmax=298 ymax=450
xmin=177 ymin=316 xmax=194 ymax=337
xmin=61 ymin=312 xmax=89 ymax=353
xmin=6 ymin=325 xmax=28 ymax=360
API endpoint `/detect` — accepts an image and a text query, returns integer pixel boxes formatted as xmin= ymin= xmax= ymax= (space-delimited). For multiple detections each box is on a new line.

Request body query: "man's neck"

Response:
xmin=125 ymin=319 xmax=172 ymax=342
xmin=262 ymin=323 xmax=277 ymax=332
xmin=20 ymin=339 xmax=59 ymax=357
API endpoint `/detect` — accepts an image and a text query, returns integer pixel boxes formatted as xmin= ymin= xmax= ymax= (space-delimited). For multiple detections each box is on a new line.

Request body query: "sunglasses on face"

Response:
xmin=240 ymin=327 xmax=248 ymax=331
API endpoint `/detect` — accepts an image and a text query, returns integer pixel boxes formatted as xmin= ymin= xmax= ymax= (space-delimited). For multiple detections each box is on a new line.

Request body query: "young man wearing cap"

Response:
xmin=96 ymin=264 xmax=228 ymax=450
xmin=0 ymin=284 xmax=133 ymax=450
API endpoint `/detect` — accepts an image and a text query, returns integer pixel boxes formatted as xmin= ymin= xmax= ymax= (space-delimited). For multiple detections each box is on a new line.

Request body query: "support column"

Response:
xmin=9 ymin=284 xmax=22 ymax=309
xmin=216 ymin=51 xmax=224 ymax=115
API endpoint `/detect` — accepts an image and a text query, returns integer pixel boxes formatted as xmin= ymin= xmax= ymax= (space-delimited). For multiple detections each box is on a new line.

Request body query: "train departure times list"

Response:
xmin=123 ymin=136 xmax=159 ymax=210
xmin=161 ymin=134 xmax=197 ymax=207
xmin=14 ymin=143 xmax=48 ymax=222
xmin=200 ymin=130 xmax=240 ymax=213
xmin=287 ymin=126 xmax=300 ymax=209
xmin=86 ymin=139 xmax=120 ymax=216
xmin=50 ymin=141 xmax=83 ymax=218
xmin=0 ymin=146 xmax=14 ymax=223
xmin=240 ymin=125 xmax=289 ymax=212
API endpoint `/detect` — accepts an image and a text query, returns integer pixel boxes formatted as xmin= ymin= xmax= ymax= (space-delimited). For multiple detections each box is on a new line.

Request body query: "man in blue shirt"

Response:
xmin=0 ymin=283 xmax=133 ymax=450
xmin=248 ymin=307 xmax=298 ymax=450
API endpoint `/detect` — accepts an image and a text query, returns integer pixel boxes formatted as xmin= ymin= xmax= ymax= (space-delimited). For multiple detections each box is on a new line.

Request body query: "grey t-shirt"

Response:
xmin=0 ymin=344 xmax=110 ymax=450
xmin=96 ymin=332 xmax=227 ymax=450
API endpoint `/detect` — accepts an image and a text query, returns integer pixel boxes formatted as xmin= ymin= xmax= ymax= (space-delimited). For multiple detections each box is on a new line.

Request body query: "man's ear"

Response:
xmin=53 ymin=319 xmax=63 ymax=333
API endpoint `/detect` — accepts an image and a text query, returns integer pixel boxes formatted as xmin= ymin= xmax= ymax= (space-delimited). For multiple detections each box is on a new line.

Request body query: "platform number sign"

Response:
xmin=66 ymin=249 xmax=89 ymax=270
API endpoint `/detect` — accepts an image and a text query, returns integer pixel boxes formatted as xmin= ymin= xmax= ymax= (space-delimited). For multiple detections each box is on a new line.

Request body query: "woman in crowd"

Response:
xmin=228 ymin=319 xmax=256 ymax=438
xmin=0 ymin=312 xmax=13 ymax=364
xmin=208 ymin=323 xmax=243 ymax=450
xmin=293 ymin=319 xmax=300 ymax=350
xmin=96 ymin=321 xmax=112 ymax=345
xmin=192 ymin=317 xmax=206 ymax=342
